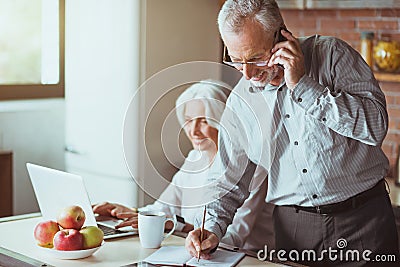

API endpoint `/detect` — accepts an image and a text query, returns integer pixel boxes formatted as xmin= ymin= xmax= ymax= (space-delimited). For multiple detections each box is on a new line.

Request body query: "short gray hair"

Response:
xmin=218 ymin=0 xmax=284 ymax=35
xmin=175 ymin=80 xmax=231 ymax=130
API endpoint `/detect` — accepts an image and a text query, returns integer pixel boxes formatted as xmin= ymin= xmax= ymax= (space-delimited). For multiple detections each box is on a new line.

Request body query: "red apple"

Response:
xmin=57 ymin=205 xmax=86 ymax=230
xmin=53 ymin=229 xmax=83 ymax=251
xmin=33 ymin=220 xmax=60 ymax=248
xmin=80 ymin=226 xmax=104 ymax=249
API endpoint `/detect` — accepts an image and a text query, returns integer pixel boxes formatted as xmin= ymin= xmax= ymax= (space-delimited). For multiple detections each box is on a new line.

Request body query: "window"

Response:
xmin=0 ymin=0 xmax=64 ymax=100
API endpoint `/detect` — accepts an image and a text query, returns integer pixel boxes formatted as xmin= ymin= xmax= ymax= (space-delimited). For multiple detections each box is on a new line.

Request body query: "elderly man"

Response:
xmin=185 ymin=0 xmax=398 ymax=266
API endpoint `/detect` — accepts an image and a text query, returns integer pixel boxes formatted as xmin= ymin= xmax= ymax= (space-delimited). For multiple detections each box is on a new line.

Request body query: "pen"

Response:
xmin=197 ymin=205 xmax=206 ymax=262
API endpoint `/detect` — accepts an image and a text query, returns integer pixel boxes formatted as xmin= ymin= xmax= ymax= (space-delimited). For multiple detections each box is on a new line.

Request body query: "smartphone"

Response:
xmin=275 ymin=26 xmax=289 ymax=44
xmin=274 ymin=27 xmax=290 ymax=69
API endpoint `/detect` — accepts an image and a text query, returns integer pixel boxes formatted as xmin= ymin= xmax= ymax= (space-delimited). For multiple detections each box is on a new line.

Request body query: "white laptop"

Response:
xmin=26 ymin=163 xmax=137 ymax=239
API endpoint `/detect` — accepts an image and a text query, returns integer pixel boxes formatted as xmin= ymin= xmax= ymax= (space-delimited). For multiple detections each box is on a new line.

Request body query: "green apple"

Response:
xmin=80 ymin=226 xmax=104 ymax=249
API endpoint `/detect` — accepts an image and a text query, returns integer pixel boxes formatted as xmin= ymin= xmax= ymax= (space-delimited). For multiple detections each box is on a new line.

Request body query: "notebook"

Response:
xmin=26 ymin=163 xmax=137 ymax=239
xmin=143 ymin=246 xmax=245 ymax=267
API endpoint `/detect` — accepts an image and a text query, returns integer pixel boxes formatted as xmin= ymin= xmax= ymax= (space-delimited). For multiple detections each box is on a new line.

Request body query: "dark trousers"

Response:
xmin=273 ymin=193 xmax=399 ymax=266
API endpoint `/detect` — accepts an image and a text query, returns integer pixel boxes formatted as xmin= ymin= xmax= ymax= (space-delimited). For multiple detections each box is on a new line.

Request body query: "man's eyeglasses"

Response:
xmin=222 ymin=29 xmax=284 ymax=70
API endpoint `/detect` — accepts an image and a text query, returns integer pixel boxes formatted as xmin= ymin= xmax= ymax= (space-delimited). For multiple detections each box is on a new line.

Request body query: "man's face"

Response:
xmin=222 ymin=21 xmax=282 ymax=88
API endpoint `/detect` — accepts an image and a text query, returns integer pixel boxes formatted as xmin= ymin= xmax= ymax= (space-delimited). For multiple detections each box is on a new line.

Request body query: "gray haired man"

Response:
xmin=185 ymin=0 xmax=398 ymax=266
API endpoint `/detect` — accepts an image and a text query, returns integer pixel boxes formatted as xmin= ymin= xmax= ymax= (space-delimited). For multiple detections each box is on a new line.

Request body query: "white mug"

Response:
xmin=138 ymin=211 xmax=176 ymax=248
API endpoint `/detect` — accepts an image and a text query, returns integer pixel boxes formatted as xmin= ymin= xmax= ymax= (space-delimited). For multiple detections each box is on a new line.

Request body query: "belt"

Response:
xmin=286 ymin=180 xmax=387 ymax=215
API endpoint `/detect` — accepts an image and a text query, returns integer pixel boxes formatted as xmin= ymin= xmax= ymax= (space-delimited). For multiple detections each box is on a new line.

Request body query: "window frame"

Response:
xmin=0 ymin=0 xmax=65 ymax=101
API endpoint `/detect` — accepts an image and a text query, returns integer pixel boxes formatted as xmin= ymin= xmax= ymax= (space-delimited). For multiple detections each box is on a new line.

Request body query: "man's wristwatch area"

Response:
xmin=174 ymin=214 xmax=186 ymax=232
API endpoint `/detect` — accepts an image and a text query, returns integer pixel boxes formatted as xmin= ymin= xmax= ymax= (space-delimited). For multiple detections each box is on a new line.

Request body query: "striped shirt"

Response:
xmin=204 ymin=35 xmax=389 ymax=241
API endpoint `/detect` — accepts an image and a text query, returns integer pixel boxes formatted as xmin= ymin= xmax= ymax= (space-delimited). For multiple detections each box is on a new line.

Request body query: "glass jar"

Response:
xmin=360 ymin=31 xmax=374 ymax=67
xmin=373 ymin=34 xmax=400 ymax=73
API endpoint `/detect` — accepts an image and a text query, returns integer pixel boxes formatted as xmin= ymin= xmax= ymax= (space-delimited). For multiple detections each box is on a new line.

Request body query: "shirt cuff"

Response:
xmin=205 ymin=221 xmax=224 ymax=242
xmin=290 ymin=75 xmax=325 ymax=111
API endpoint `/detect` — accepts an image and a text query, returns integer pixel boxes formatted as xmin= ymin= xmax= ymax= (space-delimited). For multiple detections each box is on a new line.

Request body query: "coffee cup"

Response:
xmin=138 ymin=211 xmax=176 ymax=248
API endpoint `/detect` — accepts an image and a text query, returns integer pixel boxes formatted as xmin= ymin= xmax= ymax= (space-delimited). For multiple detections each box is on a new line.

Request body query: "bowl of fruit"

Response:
xmin=37 ymin=240 xmax=104 ymax=260
xmin=34 ymin=205 xmax=104 ymax=260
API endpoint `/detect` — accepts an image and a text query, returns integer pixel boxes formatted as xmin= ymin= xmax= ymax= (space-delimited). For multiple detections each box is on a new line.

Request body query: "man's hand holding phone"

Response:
xmin=268 ymin=28 xmax=305 ymax=90
xmin=185 ymin=228 xmax=219 ymax=260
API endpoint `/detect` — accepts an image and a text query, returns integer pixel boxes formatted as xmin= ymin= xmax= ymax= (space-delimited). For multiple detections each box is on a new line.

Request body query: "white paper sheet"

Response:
xmin=143 ymin=246 xmax=245 ymax=267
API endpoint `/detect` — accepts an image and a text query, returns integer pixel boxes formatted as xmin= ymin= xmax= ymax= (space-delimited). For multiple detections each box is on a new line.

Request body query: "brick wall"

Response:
xmin=281 ymin=8 xmax=400 ymax=176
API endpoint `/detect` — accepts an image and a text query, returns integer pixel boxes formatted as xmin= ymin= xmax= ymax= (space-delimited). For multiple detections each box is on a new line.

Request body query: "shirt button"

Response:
xmin=322 ymin=117 xmax=327 ymax=122
xmin=294 ymin=141 xmax=299 ymax=145
xmin=298 ymin=98 xmax=303 ymax=102
xmin=312 ymin=194 xmax=318 ymax=199
xmin=302 ymin=169 xmax=307 ymax=173
xmin=285 ymin=114 xmax=290 ymax=119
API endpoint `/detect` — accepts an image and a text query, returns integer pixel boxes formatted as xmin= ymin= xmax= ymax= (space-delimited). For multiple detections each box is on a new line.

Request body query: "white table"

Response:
xmin=0 ymin=216 xmax=288 ymax=267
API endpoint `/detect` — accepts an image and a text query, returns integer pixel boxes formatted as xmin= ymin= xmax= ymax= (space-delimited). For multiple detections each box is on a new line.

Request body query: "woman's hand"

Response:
xmin=113 ymin=212 xmax=138 ymax=229
xmin=92 ymin=202 xmax=138 ymax=228
xmin=92 ymin=202 xmax=132 ymax=216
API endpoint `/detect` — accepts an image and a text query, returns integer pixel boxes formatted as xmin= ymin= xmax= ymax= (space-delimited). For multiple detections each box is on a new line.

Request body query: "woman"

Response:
xmin=93 ymin=79 xmax=274 ymax=251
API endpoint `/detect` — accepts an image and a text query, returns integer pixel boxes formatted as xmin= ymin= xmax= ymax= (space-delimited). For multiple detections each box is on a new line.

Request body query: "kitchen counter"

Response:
xmin=0 ymin=216 xmax=286 ymax=267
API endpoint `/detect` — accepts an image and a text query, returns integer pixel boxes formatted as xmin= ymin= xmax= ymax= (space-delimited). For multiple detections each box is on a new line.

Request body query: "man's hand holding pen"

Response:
xmin=185 ymin=228 xmax=219 ymax=260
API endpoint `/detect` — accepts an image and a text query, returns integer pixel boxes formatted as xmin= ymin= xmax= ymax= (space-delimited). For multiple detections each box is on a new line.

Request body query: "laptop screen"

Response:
xmin=27 ymin=163 xmax=98 ymax=227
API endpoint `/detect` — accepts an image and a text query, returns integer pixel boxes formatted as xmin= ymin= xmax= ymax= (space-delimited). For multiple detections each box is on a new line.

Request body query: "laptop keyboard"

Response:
xmin=97 ymin=223 xmax=124 ymax=236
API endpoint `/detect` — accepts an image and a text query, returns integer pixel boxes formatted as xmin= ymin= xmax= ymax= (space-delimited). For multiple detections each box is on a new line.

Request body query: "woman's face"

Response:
xmin=183 ymin=100 xmax=219 ymax=152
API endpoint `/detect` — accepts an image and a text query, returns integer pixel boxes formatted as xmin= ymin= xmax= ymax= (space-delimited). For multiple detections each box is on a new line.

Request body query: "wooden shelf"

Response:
xmin=0 ymin=151 xmax=12 ymax=217
xmin=374 ymin=72 xmax=400 ymax=83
